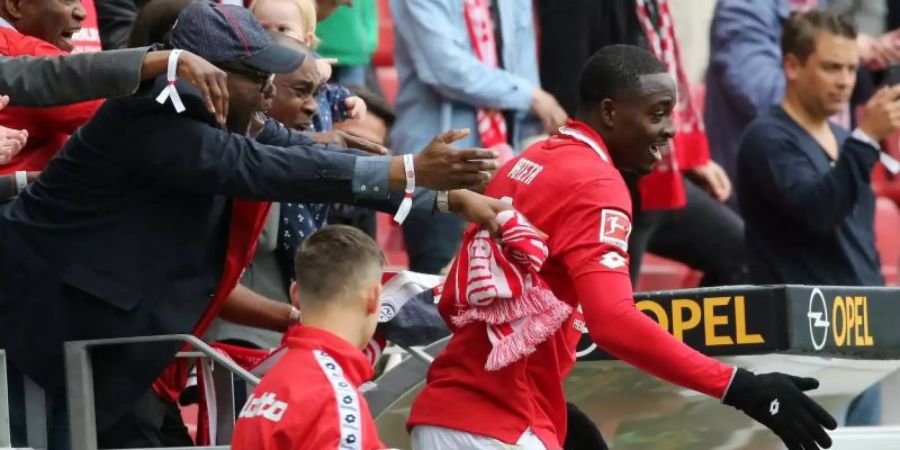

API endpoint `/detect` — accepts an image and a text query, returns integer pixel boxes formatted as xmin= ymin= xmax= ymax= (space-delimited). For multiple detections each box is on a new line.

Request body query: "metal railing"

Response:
xmin=64 ymin=334 xmax=259 ymax=450
xmin=0 ymin=349 xmax=54 ymax=450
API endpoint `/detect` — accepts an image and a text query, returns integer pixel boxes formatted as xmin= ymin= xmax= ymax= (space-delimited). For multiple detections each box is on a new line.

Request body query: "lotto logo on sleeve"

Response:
xmin=599 ymin=209 xmax=631 ymax=251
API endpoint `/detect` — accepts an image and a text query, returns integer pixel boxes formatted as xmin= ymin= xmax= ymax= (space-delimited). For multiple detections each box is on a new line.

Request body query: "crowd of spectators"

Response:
xmin=0 ymin=0 xmax=899 ymax=448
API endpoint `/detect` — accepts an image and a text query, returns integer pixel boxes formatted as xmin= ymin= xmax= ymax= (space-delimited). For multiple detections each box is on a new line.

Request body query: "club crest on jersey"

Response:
xmin=599 ymin=209 xmax=631 ymax=251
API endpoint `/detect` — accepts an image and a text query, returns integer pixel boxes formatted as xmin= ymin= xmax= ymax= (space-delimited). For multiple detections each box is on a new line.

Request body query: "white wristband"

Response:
xmin=14 ymin=171 xmax=27 ymax=194
xmin=393 ymin=154 xmax=415 ymax=224
xmin=155 ymin=49 xmax=186 ymax=113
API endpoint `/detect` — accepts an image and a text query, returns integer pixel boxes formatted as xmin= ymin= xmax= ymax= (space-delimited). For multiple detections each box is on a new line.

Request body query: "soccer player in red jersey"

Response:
xmin=407 ymin=45 xmax=837 ymax=450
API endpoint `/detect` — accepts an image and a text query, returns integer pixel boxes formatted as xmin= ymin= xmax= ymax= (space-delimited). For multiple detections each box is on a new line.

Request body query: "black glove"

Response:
xmin=723 ymin=368 xmax=837 ymax=450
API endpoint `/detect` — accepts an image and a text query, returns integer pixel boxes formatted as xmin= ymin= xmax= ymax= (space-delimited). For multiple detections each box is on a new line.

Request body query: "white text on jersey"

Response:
xmin=507 ymin=158 xmax=544 ymax=185
xmin=239 ymin=392 xmax=288 ymax=422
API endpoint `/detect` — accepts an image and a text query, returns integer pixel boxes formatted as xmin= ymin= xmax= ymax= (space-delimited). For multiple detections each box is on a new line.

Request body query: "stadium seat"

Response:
xmin=873 ymin=132 xmax=900 ymax=206
xmin=376 ymin=212 xmax=409 ymax=269
xmin=372 ymin=0 xmax=394 ymax=67
xmin=636 ymin=253 xmax=701 ymax=292
xmin=875 ymin=197 xmax=900 ymax=286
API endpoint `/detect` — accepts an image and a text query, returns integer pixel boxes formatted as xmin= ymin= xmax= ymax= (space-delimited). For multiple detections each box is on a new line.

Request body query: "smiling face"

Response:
xmin=4 ymin=0 xmax=86 ymax=51
xmin=268 ymin=55 xmax=321 ymax=131
xmin=602 ymin=72 xmax=677 ymax=175
xmin=222 ymin=65 xmax=276 ymax=135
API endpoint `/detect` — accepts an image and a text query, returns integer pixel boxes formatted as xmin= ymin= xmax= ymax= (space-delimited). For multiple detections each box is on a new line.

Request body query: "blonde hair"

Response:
xmin=250 ymin=0 xmax=320 ymax=47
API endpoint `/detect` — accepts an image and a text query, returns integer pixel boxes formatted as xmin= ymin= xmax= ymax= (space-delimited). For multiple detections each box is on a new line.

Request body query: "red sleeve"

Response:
xmin=553 ymin=177 xmax=734 ymax=399
xmin=575 ymin=271 xmax=735 ymax=399
xmin=0 ymin=35 xmax=103 ymax=134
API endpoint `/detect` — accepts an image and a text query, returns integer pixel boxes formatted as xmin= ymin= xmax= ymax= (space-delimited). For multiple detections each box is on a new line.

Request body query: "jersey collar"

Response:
xmin=285 ymin=325 xmax=375 ymax=385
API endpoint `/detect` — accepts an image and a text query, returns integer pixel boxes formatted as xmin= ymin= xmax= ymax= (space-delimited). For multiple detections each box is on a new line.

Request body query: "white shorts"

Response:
xmin=409 ymin=425 xmax=549 ymax=450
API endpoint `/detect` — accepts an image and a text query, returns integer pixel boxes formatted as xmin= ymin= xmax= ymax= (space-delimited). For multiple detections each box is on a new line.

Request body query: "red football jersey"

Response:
xmin=408 ymin=120 xmax=733 ymax=448
xmin=0 ymin=27 xmax=103 ymax=173
xmin=231 ymin=326 xmax=385 ymax=450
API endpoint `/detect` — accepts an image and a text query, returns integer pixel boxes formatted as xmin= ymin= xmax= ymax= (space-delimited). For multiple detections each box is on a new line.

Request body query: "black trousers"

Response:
xmin=628 ymin=179 xmax=750 ymax=287
xmin=98 ymin=389 xmax=193 ymax=448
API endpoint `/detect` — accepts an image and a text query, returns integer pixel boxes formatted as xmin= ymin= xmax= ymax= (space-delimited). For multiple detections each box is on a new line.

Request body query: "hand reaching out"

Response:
xmin=0 ymin=96 xmax=28 ymax=165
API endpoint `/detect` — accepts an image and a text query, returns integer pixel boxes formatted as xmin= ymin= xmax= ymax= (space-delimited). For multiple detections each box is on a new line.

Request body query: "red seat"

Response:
xmin=873 ymin=131 xmax=900 ymax=206
xmin=636 ymin=253 xmax=701 ymax=292
xmin=372 ymin=0 xmax=394 ymax=67
xmin=376 ymin=212 xmax=409 ymax=269
xmin=875 ymin=197 xmax=900 ymax=286
xmin=691 ymin=82 xmax=706 ymax=113
xmin=375 ymin=66 xmax=399 ymax=106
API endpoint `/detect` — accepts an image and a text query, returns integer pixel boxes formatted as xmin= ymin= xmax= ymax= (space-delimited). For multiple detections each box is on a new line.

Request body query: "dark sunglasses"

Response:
xmin=218 ymin=63 xmax=275 ymax=92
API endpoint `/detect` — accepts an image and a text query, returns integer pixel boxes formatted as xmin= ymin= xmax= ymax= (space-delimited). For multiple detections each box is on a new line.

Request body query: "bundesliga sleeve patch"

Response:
xmin=599 ymin=209 xmax=632 ymax=251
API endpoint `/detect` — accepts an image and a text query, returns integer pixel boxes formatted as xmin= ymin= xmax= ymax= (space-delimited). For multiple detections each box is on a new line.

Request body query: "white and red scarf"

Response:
xmin=634 ymin=0 xmax=710 ymax=210
xmin=463 ymin=0 xmax=516 ymax=165
xmin=449 ymin=210 xmax=572 ymax=371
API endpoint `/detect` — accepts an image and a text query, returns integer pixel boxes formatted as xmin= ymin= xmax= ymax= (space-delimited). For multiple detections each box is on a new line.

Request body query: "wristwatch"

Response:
xmin=436 ymin=190 xmax=451 ymax=213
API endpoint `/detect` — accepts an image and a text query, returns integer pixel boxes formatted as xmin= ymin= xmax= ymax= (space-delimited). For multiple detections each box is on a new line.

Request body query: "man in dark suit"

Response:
xmin=0 ymin=2 xmax=503 ymax=446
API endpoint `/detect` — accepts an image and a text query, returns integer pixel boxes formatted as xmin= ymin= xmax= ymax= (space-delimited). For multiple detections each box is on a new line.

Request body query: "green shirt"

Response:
xmin=316 ymin=0 xmax=379 ymax=67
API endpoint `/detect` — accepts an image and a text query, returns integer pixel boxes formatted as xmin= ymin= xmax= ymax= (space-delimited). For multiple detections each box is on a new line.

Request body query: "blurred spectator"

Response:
xmin=0 ymin=0 xmax=102 ymax=174
xmin=251 ymin=0 xmax=368 ymax=300
xmin=829 ymin=0 xmax=887 ymax=35
xmin=705 ymin=0 xmax=900 ymax=194
xmin=737 ymin=10 xmax=900 ymax=426
xmin=391 ymin=0 xmax=567 ymax=274
xmin=331 ymin=87 xmax=397 ymax=237
xmin=95 ymin=0 xmax=138 ymax=49
xmin=537 ymin=0 xmax=642 ymax=117
xmin=336 ymin=87 xmax=394 ymax=145
xmin=890 ymin=1 xmax=900 ymax=31
xmin=231 ymin=225 xmax=388 ymax=450
xmin=251 ymin=0 xmax=317 ymax=43
xmin=315 ymin=0 xmax=376 ymax=87
xmin=537 ymin=0 xmax=749 ymax=286
xmin=315 ymin=0 xmax=351 ymax=21
xmin=126 ymin=0 xmax=194 ymax=46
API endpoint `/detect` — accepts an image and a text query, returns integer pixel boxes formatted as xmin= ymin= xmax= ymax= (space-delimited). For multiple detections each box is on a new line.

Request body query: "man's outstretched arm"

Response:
xmin=2 ymin=49 xmax=228 ymax=121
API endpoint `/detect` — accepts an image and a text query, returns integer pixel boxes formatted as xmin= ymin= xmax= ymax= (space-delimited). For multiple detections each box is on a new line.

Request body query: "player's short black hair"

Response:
xmin=578 ymin=44 xmax=667 ymax=112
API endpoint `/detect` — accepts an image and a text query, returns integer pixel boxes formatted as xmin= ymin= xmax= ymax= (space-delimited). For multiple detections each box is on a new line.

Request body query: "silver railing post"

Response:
xmin=65 ymin=334 xmax=259 ymax=450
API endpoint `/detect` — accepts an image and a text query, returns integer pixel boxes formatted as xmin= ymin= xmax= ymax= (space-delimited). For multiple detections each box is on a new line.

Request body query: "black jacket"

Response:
xmin=0 ymin=76 xmax=412 ymax=429
xmin=737 ymin=106 xmax=883 ymax=287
